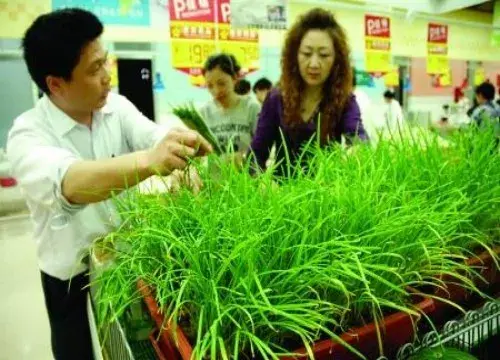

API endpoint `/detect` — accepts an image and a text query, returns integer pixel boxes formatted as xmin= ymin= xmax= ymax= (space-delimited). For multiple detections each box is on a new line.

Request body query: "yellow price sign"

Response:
xmin=0 ymin=0 xmax=50 ymax=38
xmin=220 ymin=41 xmax=260 ymax=70
xmin=427 ymin=54 xmax=449 ymax=75
xmin=107 ymin=54 xmax=119 ymax=88
xmin=474 ymin=67 xmax=486 ymax=86
xmin=171 ymin=40 xmax=217 ymax=69
xmin=365 ymin=37 xmax=390 ymax=51
xmin=439 ymin=68 xmax=451 ymax=87
xmin=189 ymin=74 xmax=206 ymax=87
xmin=427 ymin=43 xmax=447 ymax=55
xmin=365 ymin=51 xmax=391 ymax=74
xmin=384 ymin=66 xmax=399 ymax=87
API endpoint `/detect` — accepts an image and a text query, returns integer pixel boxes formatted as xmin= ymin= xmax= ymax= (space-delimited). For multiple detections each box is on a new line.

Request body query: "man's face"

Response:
xmin=255 ymin=89 xmax=270 ymax=104
xmin=49 ymin=38 xmax=111 ymax=113
xmin=476 ymin=93 xmax=486 ymax=105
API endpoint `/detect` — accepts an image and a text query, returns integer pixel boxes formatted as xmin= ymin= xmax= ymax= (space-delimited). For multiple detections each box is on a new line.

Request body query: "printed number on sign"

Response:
xmin=190 ymin=43 xmax=216 ymax=66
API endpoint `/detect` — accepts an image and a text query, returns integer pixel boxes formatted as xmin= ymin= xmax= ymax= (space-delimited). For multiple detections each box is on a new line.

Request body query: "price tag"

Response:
xmin=171 ymin=40 xmax=217 ymax=68
xmin=220 ymin=41 xmax=260 ymax=70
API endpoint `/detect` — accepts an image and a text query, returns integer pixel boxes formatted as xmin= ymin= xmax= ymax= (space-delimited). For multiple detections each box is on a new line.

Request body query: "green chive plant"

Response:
xmin=93 ymin=123 xmax=499 ymax=360
xmin=172 ymin=102 xmax=223 ymax=155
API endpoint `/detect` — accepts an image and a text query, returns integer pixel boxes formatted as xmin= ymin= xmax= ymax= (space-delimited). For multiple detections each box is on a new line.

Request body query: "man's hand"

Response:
xmin=170 ymin=167 xmax=203 ymax=194
xmin=146 ymin=128 xmax=212 ymax=175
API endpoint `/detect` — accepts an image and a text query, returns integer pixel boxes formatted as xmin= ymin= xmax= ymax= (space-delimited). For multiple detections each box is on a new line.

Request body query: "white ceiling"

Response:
xmin=351 ymin=0 xmax=491 ymax=14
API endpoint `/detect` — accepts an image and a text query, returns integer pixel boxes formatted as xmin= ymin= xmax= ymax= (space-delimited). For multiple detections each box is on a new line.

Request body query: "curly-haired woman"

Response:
xmin=249 ymin=8 xmax=368 ymax=176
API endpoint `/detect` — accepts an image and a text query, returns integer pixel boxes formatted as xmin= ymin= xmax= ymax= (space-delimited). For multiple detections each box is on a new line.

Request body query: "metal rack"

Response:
xmin=96 ymin=308 xmax=158 ymax=360
xmin=102 ymin=316 xmax=136 ymax=360
xmin=390 ymin=300 xmax=500 ymax=360
xmin=93 ymin=282 xmax=498 ymax=360
xmin=88 ymin=262 xmax=158 ymax=359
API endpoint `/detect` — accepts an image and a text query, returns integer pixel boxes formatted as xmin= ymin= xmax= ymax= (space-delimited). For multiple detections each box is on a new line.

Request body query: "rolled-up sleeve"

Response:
xmin=342 ymin=96 xmax=369 ymax=144
xmin=6 ymin=123 xmax=85 ymax=215
xmin=118 ymin=96 xmax=171 ymax=150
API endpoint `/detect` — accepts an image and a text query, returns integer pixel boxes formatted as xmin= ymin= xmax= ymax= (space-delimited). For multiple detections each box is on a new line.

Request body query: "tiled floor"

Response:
xmin=0 ymin=186 xmax=27 ymax=217
xmin=0 ymin=214 xmax=53 ymax=360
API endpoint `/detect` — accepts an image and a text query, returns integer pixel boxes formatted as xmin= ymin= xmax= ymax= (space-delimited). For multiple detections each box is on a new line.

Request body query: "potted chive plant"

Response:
xmin=171 ymin=102 xmax=223 ymax=155
xmin=93 ymin=125 xmax=499 ymax=360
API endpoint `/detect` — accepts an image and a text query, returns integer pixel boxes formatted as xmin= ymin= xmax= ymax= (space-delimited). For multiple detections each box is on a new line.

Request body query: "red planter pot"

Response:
xmin=430 ymin=247 xmax=500 ymax=323
xmin=280 ymin=296 xmax=435 ymax=360
xmin=137 ymin=280 xmax=189 ymax=360
xmin=138 ymin=280 xmax=436 ymax=360
xmin=435 ymin=247 xmax=500 ymax=302
xmin=149 ymin=331 xmax=168 ymax=360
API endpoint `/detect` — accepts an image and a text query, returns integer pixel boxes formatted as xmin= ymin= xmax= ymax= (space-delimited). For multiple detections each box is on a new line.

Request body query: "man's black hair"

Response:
xmin=203 ymin=53 xmax=241 ymax=77
xmin=22 ymin=8 xmax=104 ymax=94
xmin=475 ymin=82 xmax=495 ymax=102
xmin=383 ymin=90 xmax=396 ymax=99
xmin=252 ymin=77 xmax=273 ymax=93
xmin=235 ymin=79 xmax=251 ymax=95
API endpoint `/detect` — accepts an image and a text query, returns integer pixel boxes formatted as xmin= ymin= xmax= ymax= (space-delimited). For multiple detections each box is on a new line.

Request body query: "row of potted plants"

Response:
xmin=93 ymin=124 xmax=500 ymax=359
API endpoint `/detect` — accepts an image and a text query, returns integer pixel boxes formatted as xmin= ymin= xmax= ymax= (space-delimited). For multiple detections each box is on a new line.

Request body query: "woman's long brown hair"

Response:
xmin=279 ymin=8 xmax=352 ymax=144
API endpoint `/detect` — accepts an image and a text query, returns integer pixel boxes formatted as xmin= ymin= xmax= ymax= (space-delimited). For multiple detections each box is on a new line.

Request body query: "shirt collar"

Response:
xmin=43 ymin=95 xmax=114 ymax=137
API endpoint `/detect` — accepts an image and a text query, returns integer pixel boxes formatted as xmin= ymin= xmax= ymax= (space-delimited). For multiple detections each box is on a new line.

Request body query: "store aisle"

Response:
xmin=0 ymin=214 xmax=52 ymax=360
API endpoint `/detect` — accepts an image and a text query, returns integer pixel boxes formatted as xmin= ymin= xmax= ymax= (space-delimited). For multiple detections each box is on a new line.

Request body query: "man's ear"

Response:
xmin=46 ymin=75 xmax=65 ymax=96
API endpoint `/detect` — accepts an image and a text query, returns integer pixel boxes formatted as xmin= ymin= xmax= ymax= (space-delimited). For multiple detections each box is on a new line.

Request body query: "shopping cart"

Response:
xmin=390 ymin=299 xmax=500 ymax=360
xmin=88 ymin=294 xmax=160 ymax=360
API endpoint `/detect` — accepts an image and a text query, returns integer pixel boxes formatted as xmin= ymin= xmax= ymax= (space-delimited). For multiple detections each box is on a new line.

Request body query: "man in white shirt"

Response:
xmin=7 ymin=9 xmax=211 ymax=360
xmin=383 ymin=90 xmax=404 ymax=132
xmin=252 ymin=77 xmax=273 ymax=105
xmin=352 ymin=70 xmax=373 ymax=140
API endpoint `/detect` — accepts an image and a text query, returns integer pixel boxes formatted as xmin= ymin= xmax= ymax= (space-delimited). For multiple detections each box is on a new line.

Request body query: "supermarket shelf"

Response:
xmin=393 ymin=299 xmax=500 ymax=360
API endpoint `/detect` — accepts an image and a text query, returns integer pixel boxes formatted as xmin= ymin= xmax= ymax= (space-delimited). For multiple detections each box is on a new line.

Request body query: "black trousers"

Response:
xmin=40 ymin=271 xmax=94 ymax=360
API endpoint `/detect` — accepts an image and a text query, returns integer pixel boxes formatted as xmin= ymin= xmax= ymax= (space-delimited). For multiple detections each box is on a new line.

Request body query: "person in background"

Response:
xmin=252 ymin=77 xmax=273 ymax=104
xmin=467 ymin=97 xmax=479 ymax=117
xmin=352 ymin=68 xmax=373 ymax=139
xmin=249 ymin=8 xmax=368 ymax=176
xmin=454 ymin=86 xmax=464 ymax=104
xmin=6 ymin=9 xmax=211 ymax=360
xmin=440 ymin=104 xmax=451 ymax=123
xmin=200 ymin=53 xmax=261 ymax=154
xmin=451 ymin=87 xmax=471 ymax=127
xmin=470 ymin=82 xmax=500 ymax=126
xmin=383 ymin=90 xmax=404 ymax=132
xmin=454 ymin=87 xmax=470 ymax=115
xmin=234 ymin=78 xmax=251 ymax=96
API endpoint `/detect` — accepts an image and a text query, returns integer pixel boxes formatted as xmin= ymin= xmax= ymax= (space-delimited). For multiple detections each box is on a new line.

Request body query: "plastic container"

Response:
xmin=149 ymin=332 xmax=168 ymax=360
xmin=280 ymin=296 xmax=435 ymax=360
xmin=0 ymin=177 xmax=17 ymax=187
xmin=137 ymin=280 xmax=187 ymax=360
xmin=427 ymin=247 xmax=500 ymax=327
xmin=138 ymin=279 xmax=436 ymax=360
xmin=434 ymin=247 xmax=500 ymax=306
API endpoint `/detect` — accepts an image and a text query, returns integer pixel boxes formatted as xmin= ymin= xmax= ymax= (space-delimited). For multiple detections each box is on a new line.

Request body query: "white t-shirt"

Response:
xmin=199 ymin=95 xmax=261 ymax=152
xmin=7 ymin=93 xmax=170 ymax=280
xmin=353 ymin=89 xmax=373 ymax=138
xmin=384 ymin=99 xmax=404 ymax=131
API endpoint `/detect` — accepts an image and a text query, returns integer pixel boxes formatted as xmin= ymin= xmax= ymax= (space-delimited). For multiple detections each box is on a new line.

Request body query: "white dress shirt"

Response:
xmin=384 ymin=99 xmax=404 ymax=131
xmin=7 ymin=93 xmax=170 ymax=280
xmin=353 ymin=89 xmax=373 ymax=137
